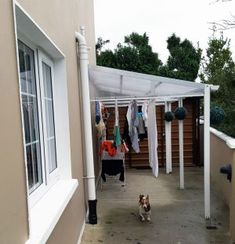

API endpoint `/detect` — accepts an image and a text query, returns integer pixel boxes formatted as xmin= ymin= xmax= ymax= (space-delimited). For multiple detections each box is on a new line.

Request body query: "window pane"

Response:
xmin=18 ymin=41 xmax=43 ymax=192
xmin=22 ymin=95 xmax=40 ymax=144
xmin=45 ymin=100 xmax=55 ymax=137
xmin=25 ymin=51 xmax=36 ymax=95
xmin=22 ymin=95 xmax=30 ymax=143
xmin=26 ymin=145 xmax=33 ymax=189
xmin=18 ymin=48 xmax=27 ymax=93
xmin=18 ymin=41 xmax=37 ymax=95
xmin=42 ymin=62 xmax=53 ymax=98
xmin=26 ymin=143 xmax=42 ymax=192
xmin=48 ymin=138 xmax=57 ymax=173
xmin=41 ymin=62 xmax=57 ymax=173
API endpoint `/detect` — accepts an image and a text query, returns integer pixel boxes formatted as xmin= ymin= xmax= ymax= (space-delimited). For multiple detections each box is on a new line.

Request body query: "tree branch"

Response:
xmin=209 ymin=15 xmax=235 ymax=30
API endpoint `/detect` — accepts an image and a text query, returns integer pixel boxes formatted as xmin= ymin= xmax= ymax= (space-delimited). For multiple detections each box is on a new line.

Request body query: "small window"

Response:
xmin=18 ymin=40 xmax=58 ymax=196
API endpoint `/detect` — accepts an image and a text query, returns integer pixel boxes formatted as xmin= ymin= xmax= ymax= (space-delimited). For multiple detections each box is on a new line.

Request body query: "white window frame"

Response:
xmin=18 ymin=35 xmax=47 ymax=206
xmin=18 ymin=35 xmax=61 ymax=206
xmin=38 ymin=50 xmax=60 ymax=186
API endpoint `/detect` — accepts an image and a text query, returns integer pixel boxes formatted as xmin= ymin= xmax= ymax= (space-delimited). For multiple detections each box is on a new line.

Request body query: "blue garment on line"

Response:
xmin=95 ymin=101 xmax=101 ymax=124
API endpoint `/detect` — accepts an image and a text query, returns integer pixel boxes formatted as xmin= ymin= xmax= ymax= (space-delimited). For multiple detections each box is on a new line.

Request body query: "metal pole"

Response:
xmin=179 ymin=98 xmax=184 ymax=189
xmin=204 ymin=85 xmax=211 ymax=219
xmin=165 ymin=102 xmax=172 ymax=174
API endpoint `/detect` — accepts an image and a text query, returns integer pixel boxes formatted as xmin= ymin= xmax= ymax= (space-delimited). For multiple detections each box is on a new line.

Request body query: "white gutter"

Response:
xmin=75 ymin=27 xmax=97 ymax=224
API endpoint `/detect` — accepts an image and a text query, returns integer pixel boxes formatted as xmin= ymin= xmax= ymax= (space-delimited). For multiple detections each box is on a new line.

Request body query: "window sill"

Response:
xmin=25 ymin=179 xmax=78 ymax=244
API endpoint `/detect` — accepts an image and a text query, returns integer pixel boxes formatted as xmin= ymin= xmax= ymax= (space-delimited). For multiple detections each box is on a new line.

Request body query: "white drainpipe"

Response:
xmin=75 ymin=27 xmax=97 ymax=224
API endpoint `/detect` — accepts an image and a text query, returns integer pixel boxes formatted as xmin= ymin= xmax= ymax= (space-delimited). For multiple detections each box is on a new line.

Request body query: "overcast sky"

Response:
xmin=94 ymin=0 xmax=235 ymax=64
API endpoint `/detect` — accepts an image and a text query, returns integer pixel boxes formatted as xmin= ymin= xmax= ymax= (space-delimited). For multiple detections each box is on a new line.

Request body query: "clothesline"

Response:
xmin=105 ymin=102 xmax=165 ymax=108
xmin=90 ymin=93 xmax=201 ymax=103
xmin=91 ymin=97 xmax=180 ymax=108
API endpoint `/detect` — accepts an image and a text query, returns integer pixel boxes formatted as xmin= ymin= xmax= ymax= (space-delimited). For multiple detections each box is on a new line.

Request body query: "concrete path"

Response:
xmin=81 ymin=168 xmax=231 ymax=244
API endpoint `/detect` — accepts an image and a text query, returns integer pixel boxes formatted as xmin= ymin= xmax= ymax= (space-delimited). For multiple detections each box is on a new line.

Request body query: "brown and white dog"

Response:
xmin=139 ymin=194 xmax=151 ymax=222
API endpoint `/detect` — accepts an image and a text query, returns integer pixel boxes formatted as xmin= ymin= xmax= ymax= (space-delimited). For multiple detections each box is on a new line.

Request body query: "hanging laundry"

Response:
xmin=122 ymin=116 xmax=131 ymax=148
xmin=101 ymin=160 xmax=124 ymax=182
xmin=101 ymin=105 xmax=110 ymax=122
xmin=142 ymin=101 xmax=148 ymax=127
xmin=95 ymin=101 xmax=101 ymax=124
xmin=96 ymin=119 xmax=106 ymax=139
xmin=147 ymin=101 xmax=159 ymax=177
xmin=137 ymin=112 xmax=146 ymax=139
xmin=126 ymin=102 xmax=132 ymax=137
xmin=113 ymin=126 xmax=121 ymax=147
xmin=113 ymin=100 xmax=121 ymax=147
xmin=126 ymin=100 xmax=140 ymax=153
xmin=95 ymin=101 xmax=106 ymax=141
xmin=121 ymin=139 xmax=129 ymax=153
xmin=100 ymin=140 xmax=117 ymax=157
xmin=132 ymin=101 xmax=139 ymax=128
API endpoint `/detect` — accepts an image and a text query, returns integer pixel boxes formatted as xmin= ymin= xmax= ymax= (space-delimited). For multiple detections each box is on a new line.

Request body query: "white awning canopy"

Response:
xmin=87 ymin=64 xmax=217 ymax=220
xmin=89 ymin=65 xmax=207 ymax=102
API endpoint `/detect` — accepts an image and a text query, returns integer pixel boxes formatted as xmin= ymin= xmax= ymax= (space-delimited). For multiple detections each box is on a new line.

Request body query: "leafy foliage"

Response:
xmin=96 ymin=32 xmax=201 ymax=81
xmin=200 ymin=34 xmax=235 ymax=137
xmin=97 ymin=49 xmax=117 ymax=68
xmin=96 ymin=33 xmax=162 ymax=74
xmin=159 ymin=34 xmax=202 ymax=81
xmin=96 ymin=37 xmax=110 ymax=55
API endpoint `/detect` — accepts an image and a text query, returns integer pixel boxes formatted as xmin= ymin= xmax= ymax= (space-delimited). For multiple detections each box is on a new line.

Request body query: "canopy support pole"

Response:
xmin=165 ymin=102 xmax=172 ymax=174
xmin=179 ymin=98 xmax=184 ymax=189
xmin=204 ymin=85 xmax=211 ymax=219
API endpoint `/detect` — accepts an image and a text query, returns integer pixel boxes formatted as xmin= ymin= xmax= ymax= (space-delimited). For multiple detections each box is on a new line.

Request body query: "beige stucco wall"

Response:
xmin=210 ymin=131 xmax=235 ymax=241
xmin=0 ymin=1 xmax=29 ymax=243
xmin=0 ymin=0 xmax=96 ymax=243
xmin=230 ymin=152 xmax=235 ymax=241
xmin=210 ymin=133 xmax=232 ymax=206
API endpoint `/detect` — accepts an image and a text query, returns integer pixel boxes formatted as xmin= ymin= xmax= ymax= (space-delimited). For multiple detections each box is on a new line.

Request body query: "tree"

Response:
xmin=200 ymin=33 xmax=235 ymax=137
xmin=96 ymin=37 xmax=110 ymax=55
xmin=97 ymin=49 xmax=117 ymax=68
xmin=96 ymin=32 xmax=162 ymax=74
xmin=96 ymin=32 xmax=202 ymax=81
xmin=159 ymin=34 xmax=202 ymax=81
xmin=209 ymin=0 xmax=235 ymax=30
xmin=124 ymin=32 xmax=162 ymax=74
xmin=212 ymin=17 xmax=235 ymax=30
xmin=114 ymin=44 xmax=140 ymax=72
xmin=95 ymin=38 xmax=117 ymax=68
